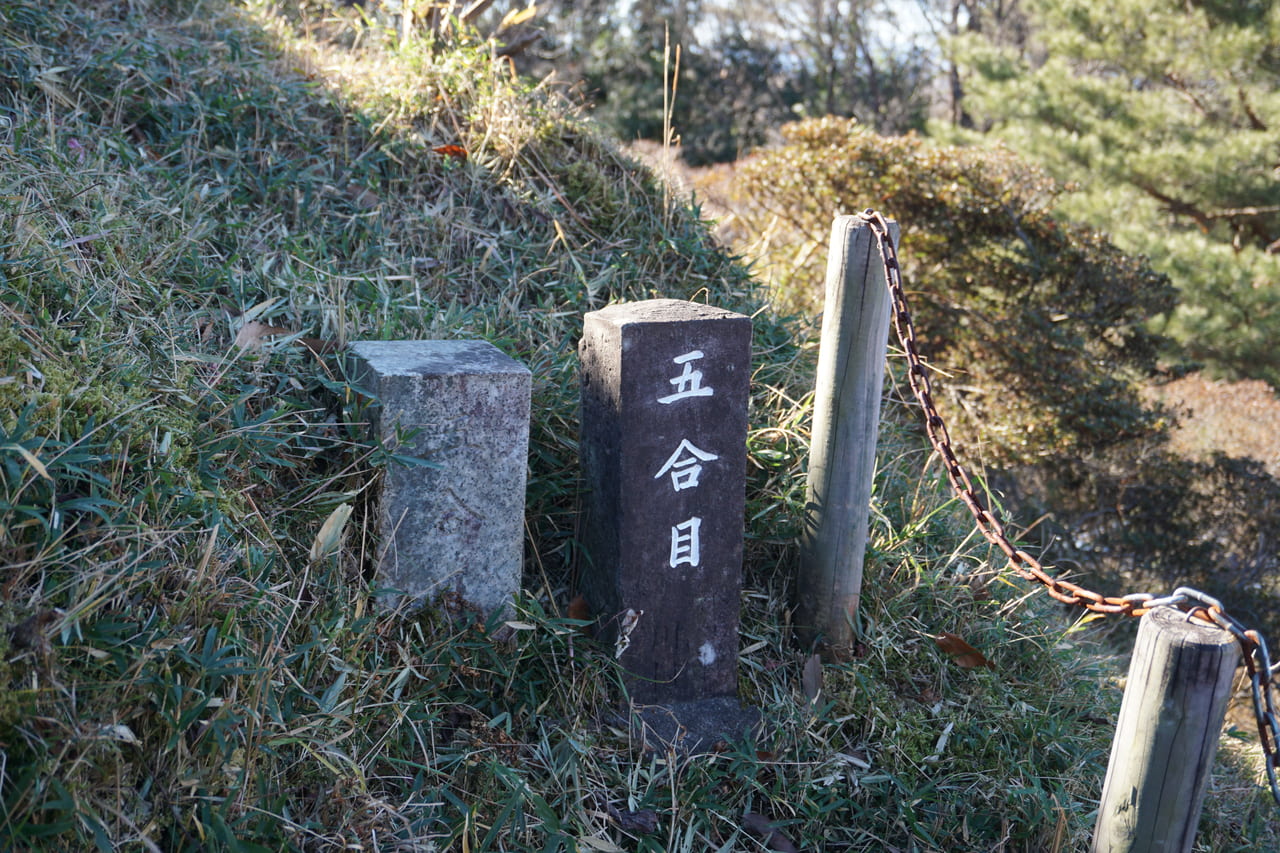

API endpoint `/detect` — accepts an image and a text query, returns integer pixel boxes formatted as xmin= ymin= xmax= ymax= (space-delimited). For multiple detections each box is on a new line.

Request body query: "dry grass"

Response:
xmin=1 ymin=0 xmax=1277 ymax=850
xmin=644 ymin=134 xmax=1280 ymax=851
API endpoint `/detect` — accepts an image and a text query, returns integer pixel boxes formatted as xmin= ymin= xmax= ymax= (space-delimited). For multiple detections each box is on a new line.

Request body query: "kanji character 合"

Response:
xmin=653 ymin=439 xmax=719 ymax=491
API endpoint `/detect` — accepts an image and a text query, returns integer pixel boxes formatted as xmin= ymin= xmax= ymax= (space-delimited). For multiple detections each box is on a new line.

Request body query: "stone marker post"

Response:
xmin=579 ymin=299 xmax=757 ymax=749
xmin=348 ymin=340 xmax=531 ymax=616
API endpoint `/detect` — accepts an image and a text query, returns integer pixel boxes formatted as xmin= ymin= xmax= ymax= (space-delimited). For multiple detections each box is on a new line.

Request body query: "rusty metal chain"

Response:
xmin=856 ymin=208 xmax=1280 ymax=806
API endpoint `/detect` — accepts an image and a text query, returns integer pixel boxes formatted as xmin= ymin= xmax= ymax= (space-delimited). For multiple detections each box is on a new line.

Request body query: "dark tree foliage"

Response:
xmin=581 ymin=31 xmax=805 ymax=166
xmin=954 ymin=0 xmax=1280 ymax=385
xmin=512 ymin=0 xmax=931 ymax=164
xmin=736 ymin=116 xmax=1280 ymax=637
xmin=1004 ymin=448 xmax=1280 ymax=635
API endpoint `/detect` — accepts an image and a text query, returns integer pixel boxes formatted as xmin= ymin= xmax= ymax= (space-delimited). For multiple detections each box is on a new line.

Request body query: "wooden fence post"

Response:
xmin=1092 ymin=605 xmax=1239 ymax=853
xmin=795 ymin=215 xmax=897 ymax=660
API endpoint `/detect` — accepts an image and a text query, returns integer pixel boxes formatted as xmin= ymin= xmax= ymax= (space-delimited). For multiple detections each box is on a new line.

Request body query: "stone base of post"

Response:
xmin=630 ymin=698 xmax=762 ymax=754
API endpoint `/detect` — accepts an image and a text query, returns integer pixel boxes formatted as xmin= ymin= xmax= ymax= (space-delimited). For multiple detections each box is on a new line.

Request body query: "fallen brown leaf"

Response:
xmin=969 ymin=578 xmax=992 ymax=601
xmin=567 ymin=593 xmax=590 ymax=622
xmin=299 ymin=337 xmax=340 ymax=356
xmin=607 ymin=805 xmax=658 ymax=834
xmin=8 ymin=609 xmax=58 ymax=653
xmin=742 ymin=812 xmax=801 ymax=852
xmin=346 ymin=186 xmax=381 ymax=210
xmin=801 ymin=653 xmax=823 ymax=705
xmin=433 ymin=144 xmax=468 ymax=161
xmin=936 ymin=632 xmax=995 ymax=669
xmin=234 ymin=320 xmax=292 ymax=351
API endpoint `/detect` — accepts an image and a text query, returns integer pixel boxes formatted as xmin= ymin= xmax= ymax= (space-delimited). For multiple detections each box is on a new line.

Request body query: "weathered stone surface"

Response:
xmin=633 ymin=697 xmax=762 ymax=754
xmin=579 ymin=299 xmax=751 ymax=706
xmin=348 ymin=340 xmax=531 ymax=615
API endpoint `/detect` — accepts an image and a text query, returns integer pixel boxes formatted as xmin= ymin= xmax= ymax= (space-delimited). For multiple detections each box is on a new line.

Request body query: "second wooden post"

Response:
xmin=796 ymin=215 xmax=897 ymax=659
xmin=1092 ymin=605 xmax=1239 ymax=853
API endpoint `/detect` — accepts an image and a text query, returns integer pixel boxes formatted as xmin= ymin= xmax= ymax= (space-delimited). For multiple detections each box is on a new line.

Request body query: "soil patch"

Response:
xmin=1146 ymin=373 xmax=1280 ymax=479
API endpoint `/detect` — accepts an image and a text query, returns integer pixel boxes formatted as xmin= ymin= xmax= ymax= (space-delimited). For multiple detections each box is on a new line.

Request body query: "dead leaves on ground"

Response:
xmin=801 ymin=653 xmax=823 ymax=705
xmin=601 ymin=808 xmax=802 ymax=851
xmin=433 ymin=144 xmax=468 ymax=161
xmin=233 ymin=320 xmax=292 ymax=350
xmin=233 ymin=320 xmax=339 ymax=357
xmin=566 ymin=593 xmax=591 ymax=623
xmin=935 ymin=631 xmax=995 ymax=670
xmin=605 ymin=805 xmax=659 ymax=834
xmin=742 ymin=812 xmax=802 ymax=852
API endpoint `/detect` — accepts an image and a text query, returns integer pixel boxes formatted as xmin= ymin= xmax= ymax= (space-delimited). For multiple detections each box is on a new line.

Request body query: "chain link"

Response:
xmin=856 ymin=208 xmax=1280 ymax=806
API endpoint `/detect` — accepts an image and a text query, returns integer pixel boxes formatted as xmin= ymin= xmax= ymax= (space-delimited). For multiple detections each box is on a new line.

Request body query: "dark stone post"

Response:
xmin=579 ymin=299 xmax=757 ymax=749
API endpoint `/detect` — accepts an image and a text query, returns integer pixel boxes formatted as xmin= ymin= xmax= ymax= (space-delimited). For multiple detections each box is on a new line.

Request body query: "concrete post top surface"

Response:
xmin=350 ymin=340 xmax=530 ymax=377
xmin=587 ymin=299 xmax=749 ymax=326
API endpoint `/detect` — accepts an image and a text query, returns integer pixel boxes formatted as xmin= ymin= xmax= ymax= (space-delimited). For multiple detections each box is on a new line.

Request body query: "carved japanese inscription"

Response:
xmin=578 ymin=299 xmax=751 ymax=705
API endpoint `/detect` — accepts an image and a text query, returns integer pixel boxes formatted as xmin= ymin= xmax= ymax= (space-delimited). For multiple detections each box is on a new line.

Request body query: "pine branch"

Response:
xmin=1238 ymin=86 xmax=1269 ymax=132
xmin=1136 ymin=182 xmax=1213 ymax=232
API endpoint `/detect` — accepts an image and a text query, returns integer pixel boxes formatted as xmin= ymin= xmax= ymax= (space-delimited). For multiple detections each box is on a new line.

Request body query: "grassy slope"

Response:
xmin=0 ymin=0 xmax=1274 ymax=849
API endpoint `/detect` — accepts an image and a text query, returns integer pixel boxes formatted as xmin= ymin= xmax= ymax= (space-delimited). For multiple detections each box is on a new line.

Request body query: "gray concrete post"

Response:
xmin=348 ymin=340 xmax=531 ymax=616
